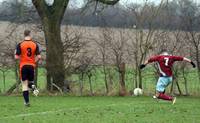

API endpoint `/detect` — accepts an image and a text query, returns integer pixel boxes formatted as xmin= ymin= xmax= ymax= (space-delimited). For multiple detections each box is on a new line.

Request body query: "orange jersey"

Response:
xmin=15 ymin=39 xmax=40 ymax=69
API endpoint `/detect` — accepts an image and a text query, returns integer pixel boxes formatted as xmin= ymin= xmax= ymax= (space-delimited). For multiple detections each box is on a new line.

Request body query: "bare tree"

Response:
xmin=106 ymin=29 xmax=128 ymax=96
xmin=127 ymin=0 xmax=166 ymax=89
xmin=0 ymin=53 xmax=10 ymax=92
xmin=32 ymin=0 xmax=120 ymax=91
xmin=62 ymin=26 xmax=85 ymax=92
xmin=0 ymin=24 xmax=20 ymax=94
xmin=178 ymin=0 xmax=200 ymax=81
xmin=75 ymin=51 xmax=95 ymax=96
xmin=95 ymin=27 xmax=111 ymax=94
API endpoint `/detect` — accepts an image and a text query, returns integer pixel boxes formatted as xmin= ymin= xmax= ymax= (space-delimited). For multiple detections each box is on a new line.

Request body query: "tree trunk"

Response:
xmin=135 ymin=69 xmax=138 ymax=88
xmin=195 ymin=48 xmax=200 ymax=82
xmin=138 ymin=69 xmax=142 ymax=89
xmin=107 ymin=68 xmax=113 ymax=90
xmin=182 ymin=67 xmax=189 ymax=95
xmin=15 ymin=62 xmax=20 ymax=92
xmin=34 ymin=64 xmax=38 ymax=86
xmin=175 ymin=79 xmax=182 ymax=95
xmin=79 ymin=73 xmax=84 ymax=96
xmin=44 ymin=21 xmax=65 ymax=90
xmin=32 ymin=0 xmax=69 ymax=91
xmin=170 ymin=79 xmax=174 ymax=94
xmin=119 ymin=63 xmax=126 ymax=96
xmin=3 ymin=71 xmax=6 ymax=92
xmin=103 ymin=65 xmax=109 ymax=94
xmin=134 ymin=50 xmax=138 ymax=88
xmin=6 ymin=62 xmax=21 ymax=94
xmin=88 ymin=75 xmax=93 ymax=96
xmin=173 ymin=69 xmax=182 ymax=95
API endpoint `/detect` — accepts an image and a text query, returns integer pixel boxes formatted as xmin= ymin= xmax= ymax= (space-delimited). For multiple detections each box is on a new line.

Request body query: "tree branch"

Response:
xmin=98 ymin=0 xmax=120 ymax=5
xmin=32 ymin=0 xmax=69 ymax=23
xmin=32 ymin=0 xmax=46 ymax=16
xmin=54 ymin=0 xmax=69 ymax=18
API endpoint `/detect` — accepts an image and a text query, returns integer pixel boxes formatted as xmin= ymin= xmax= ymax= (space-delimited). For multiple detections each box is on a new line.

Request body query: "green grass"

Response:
xmin=0 ymin=66 xmax=200 ymax=95
xmin=0 ymin=96 xmax=200 ymax=123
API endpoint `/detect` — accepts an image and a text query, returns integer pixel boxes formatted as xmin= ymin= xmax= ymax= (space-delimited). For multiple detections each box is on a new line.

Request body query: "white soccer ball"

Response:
xmin=133 ymin=88 xmax=143 ymax=96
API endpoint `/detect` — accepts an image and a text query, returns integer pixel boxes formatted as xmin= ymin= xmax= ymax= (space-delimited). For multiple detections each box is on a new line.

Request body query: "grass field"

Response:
xmin=0 ymin=96 xmax=200 ymax=123
xmin=1 ymin=67 xmax=200 ymax=96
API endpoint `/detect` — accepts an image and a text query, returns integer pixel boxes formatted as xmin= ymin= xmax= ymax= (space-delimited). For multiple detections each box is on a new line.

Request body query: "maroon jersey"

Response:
xmin=148 ymin=55 xmax=183 ymax=77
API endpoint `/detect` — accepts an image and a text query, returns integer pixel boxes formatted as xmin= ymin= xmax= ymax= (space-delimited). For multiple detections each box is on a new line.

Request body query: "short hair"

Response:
xmin=24 ymin=30 xmax=31 ymax=37
xmin=160 ymin=49 xmax=169 ymax=55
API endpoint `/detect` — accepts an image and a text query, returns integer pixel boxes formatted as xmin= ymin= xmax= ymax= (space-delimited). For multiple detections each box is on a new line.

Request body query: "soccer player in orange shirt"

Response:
xmin=15 ymin=30 xmax=41 ymax=107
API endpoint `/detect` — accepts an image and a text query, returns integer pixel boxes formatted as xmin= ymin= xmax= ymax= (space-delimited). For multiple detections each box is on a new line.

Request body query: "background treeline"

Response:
xmin=0 ymin=0 xmax=199 ymax=30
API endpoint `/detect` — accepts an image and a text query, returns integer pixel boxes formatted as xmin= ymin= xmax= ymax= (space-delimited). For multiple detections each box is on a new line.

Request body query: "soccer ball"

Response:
xmin=133 ymin=88 xmax=143 ymax=96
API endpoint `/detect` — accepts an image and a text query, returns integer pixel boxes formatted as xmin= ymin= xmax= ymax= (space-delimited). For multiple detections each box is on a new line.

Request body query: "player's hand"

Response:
xmin=37 ymin=58 xmax=43 ymax=65
xmin=190 ymin=61 xmax=196 ymax=68
xmin=139 ymin=64 xmax=146 ymax=69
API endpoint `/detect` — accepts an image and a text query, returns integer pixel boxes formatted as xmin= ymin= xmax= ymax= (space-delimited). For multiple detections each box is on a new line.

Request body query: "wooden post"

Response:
xmin=119 ymin=62 xmax=126 ymax=96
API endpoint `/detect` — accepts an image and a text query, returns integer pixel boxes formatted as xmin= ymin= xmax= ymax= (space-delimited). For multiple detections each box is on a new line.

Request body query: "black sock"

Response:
xmin=28 ymin=83 xmax=33 ymax=89
xmin=23 ymin=91 xmax=29 ymax=104
xmin=28 ymin=83 xmax=34 ymax=90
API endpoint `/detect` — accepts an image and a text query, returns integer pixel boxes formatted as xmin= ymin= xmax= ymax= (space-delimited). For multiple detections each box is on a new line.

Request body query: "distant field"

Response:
xmin=0 ymin=96 xmax=199 ymax=123
xmin=0 ymin=67 xmax=200 ymax=95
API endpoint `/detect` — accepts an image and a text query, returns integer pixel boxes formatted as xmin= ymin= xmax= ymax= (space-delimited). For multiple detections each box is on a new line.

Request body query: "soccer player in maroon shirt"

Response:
xmin=140 ymin=50 xmax=196 ymax=104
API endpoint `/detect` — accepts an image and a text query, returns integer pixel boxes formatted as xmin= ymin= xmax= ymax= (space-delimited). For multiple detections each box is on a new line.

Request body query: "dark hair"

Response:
xmin=24 ymin=30 xmax=31 ymax=37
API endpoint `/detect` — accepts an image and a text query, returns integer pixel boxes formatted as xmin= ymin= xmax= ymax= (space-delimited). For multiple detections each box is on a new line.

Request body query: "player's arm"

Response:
xmin=183 ymin=57 xmax=196 ymax=68
xmin=14 ymin=43 xmax=21 ymax=60
xmin=35 ymin=43 xmax=42 ymax=63
xmin=139 ymin=60 xmax=149 ymax=69
xmin=140 ymin=56 xmax=159 ymax=69
xmin=35 ymin=55 xmax=42 ymax=63
xmin=173 ymin=56 xmax=196 ymax=68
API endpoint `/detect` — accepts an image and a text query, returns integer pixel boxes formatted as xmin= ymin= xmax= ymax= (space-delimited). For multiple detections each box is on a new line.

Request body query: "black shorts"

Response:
xmin=21 ymin=65 xmax=34 ymax=81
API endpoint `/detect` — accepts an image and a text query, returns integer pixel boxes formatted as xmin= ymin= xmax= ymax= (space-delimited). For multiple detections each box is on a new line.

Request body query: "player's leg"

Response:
xmin=156 ymin=77 xmax=173 ymax=101
xmin=28 ymin=81 xmax=34 ymax=91
xmin=21 ymin=66 xmax=30 ymax=107
xmin=22 ymin=80 xmax=30 ymax=106
xmin=162 ymin=89 xmax=165 ymax=94
xmin=27 ymin=65 xmax=39 ymax=96
xmin=29 ymin=81 xmax=39 ymax=96
xmin=166 ymin=77 xmax=176 ymax=104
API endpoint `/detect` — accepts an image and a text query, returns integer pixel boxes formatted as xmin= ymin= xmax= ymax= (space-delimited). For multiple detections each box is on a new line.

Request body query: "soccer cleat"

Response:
xmin=31 ymin=84 xmax=39 ymax=96
xmin=24 ymin=103 xmax=30 ymax=107
xmin=153 ymin=95 xmax=159 ymax=102
xmin=172 ymin=97 xmax=176 ymax=105
xmin=31 ymin=84 xmax=35 ymax=89
xmin=33 ymin=89 xmax=39 ymax=96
